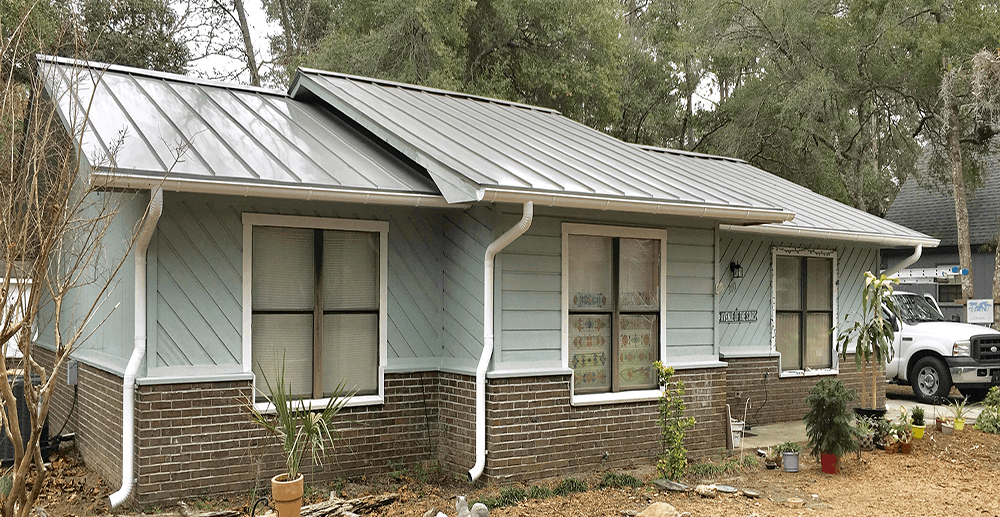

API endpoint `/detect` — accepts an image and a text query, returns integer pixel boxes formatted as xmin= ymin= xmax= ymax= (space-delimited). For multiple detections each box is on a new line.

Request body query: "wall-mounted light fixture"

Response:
xmin=729 ymin=261 xmax=744 ymax=279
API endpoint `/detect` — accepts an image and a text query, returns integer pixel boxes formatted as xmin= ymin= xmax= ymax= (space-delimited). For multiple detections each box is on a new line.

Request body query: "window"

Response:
xmin=774 ymin=251 xmax=835 ymax=372
xmin=243 ymin=214 xmax=387 ymax=404
xmin=938 ymin=283 xmax=962 ymax=304
xmin=563 ymin=224 xmax=665 ymax=395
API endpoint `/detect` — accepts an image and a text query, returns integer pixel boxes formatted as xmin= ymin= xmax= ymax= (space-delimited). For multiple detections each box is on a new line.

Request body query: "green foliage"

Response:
xmin=497 ymin=486 xmax=527 ymax=507
xmin=974 ymin=406 xmax=1000 ymax=434
xmin=804 ymin=379 xmax=858 ymax=459
xmin=775 ymin=441 xmax=802 ymax=454
xmin=653 ymin=361 xmax=694 ymax=481
xmin=949 ymin=396 xmax=975 ymax=420
xmin=599 ymin=472 xmax=642 ymax=489
xmin=246 ymin=361 xmax=354 ymax=480
xmin=836 ymin=272 xmax=897 ymax=408
xmin=911 ymin=406 xmax=925 ymax=427
xmin=552 ymin=478 xmax=588 ymax=496
xmin=82 ymin=0 xmax=190 ymax=73
xmin=688 ymin=455 xmax=758 ymax=477
xmin=468 ymin=496 xmax=498 ymax=510
xmin=528 ymin=485 xmax=552 ymax=499
xmin=985 ymin=386 xmax=1000 ymax=408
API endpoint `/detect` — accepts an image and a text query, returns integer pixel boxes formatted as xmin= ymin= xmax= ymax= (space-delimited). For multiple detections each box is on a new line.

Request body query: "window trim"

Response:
xmin=561 ymin=223 xmax=668 ymax=405
xmin=242 ymin=213 xmax=388 ymax=410
xmin=771 ymin=247 xmax=839 ymax=377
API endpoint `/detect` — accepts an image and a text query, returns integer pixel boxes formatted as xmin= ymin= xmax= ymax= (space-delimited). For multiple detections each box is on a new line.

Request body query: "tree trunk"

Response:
xmin=946 ymin=100 xmax=975 ymax=301
xmin=994 ymin=232 xmax=1000 ymax=329
xmin=232 ymin=0 xmax=261 ymax=86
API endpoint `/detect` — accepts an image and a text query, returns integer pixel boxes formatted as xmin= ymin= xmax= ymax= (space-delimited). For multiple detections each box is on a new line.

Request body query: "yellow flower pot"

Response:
xmin=954 ymin=418 xmax=966 ymax=431
xmin=912 ymin=425 xmax=925 ymax=439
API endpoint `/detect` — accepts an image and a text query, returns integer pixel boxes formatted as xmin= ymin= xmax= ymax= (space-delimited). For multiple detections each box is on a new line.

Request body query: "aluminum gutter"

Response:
xmin=478 ymin=188 xmax=794 ymax=224
xmin=91 ymin=171 xmax=461 ymax=208
xmin=719 ymin=223 xmax=940 ymax=248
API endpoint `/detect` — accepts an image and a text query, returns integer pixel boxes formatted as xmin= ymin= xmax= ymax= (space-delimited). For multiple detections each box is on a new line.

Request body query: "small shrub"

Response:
xmin=985 ymin=386 xmax=1000 ymax=408
xmin=654 ymin=361 xmax=695 ymax=481
xmin=528 ymin=485 xmax=553 ymax=499
xmin=775 ymin=441 xmax=802 ymax=454
xmin=553 ymin=478 xmax=588 ymax=496
xmin=688 ymin=461 xmax=725 ymax=477
xmin=975 ymin=406 xmax=1000 ymax=434
xmin=688 ymin=455 xmax=758 ymax=477
xmin=911 ymin=406 xmax=925 ymax=426
xmin=599 ymin=472 xmax=642 ymax=489
xmin=469 ymin=497 xmax=498 ymax=510
xmin=497 ymin=486 xmax=527 ymax=507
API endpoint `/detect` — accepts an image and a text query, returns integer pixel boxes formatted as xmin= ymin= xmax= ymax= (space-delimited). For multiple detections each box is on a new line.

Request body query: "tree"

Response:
xmin=170 ymin=0 xmax=266 ymax=85
xmin=82 ymin=0 xmax=191 ymax=74
xmin=2 ymin=6 xmax=154 ymax=516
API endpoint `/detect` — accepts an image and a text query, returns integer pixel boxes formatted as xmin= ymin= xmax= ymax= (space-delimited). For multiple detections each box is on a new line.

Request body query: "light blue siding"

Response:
xmin=496 ymin=206 xmax=718 ymax=368
xmin=148 ymin=192 xmax=446 ymax=374
xmin=441 ymin=204 xmax=493 ymax=366
xmin=717 ymin=232 xmax=879 ymax=356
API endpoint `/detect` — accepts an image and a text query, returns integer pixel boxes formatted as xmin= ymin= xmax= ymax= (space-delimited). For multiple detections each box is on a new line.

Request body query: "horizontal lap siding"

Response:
xmin=152 ymin=193 xmax=445 ymax=372
xmin=498 ymin=208 xmax=716 ymax=368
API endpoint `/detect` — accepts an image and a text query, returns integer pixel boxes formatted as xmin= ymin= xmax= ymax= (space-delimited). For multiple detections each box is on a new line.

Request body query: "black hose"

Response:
xmin=251 ymin=497 xmax=271 ymax=517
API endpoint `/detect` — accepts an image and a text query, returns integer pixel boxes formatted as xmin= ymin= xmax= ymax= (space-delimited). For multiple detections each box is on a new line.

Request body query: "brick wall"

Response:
xmin=434 ymin=372 xmax=475 ymax=476
xmin=724 ymin=354 xmax=886 ymax=426
xmin=36 ymin=347 xmax=75 ymax=437
xmin=481 ymin=368 xmax=727 ymax=484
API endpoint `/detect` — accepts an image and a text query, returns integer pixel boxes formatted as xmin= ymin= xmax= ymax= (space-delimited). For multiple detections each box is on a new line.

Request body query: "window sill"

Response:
xmin=779 ymin=368 xmax=839 ymax=379
xmin=571 ymin=389 xmax=661 ymax=406
xmin=253 ymin=393 xmax=382 ymax=414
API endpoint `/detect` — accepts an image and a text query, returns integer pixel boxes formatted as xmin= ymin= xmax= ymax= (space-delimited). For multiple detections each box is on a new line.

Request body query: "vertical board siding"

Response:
xmin=718 ymin=232 xmax=879 ymax=353
xmin=497 ymin=208 xmax=716 ymax=367
xmin=152 ymin=192 xmax=445 ymax=371
xmin=442 ymin=204 xmax=492 ymax=362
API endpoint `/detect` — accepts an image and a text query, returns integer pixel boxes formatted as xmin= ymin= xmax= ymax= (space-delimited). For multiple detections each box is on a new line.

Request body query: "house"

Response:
xmin=883 ymin=157 xmax=1000 ymax=321
xmin=35 ymin=55 xmax=936 ymax=506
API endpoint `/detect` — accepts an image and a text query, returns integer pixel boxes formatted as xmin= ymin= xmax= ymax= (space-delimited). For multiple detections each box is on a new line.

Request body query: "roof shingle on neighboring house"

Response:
xmin=885 ymin=154 xmax=1000 ymax=247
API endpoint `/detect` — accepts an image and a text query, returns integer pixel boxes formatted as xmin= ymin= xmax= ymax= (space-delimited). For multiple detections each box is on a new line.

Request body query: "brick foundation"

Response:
xmin=482 ymin=368 xmax=727 ymax=483
xmin=724 ymin=354 xmax=886 ymax=426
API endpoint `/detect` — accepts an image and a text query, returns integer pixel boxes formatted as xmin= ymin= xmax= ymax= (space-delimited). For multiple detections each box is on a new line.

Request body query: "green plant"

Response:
xmin=974 ymin=406 xmax=1000 ymax=433
xmin=688 ymin=455 xmax=758 ymax=477
xmin=835 ymin=272 xmax=898 ymax=409
xmin=528 ymin=485 xmax=553 ymax=499
xmin=911 ymin=406 xmax=925 ymax=426
xmin=599 ymin=472 xmax=642 ymax=489
xmin=949 ymin=396 xmax=975 ymax=420
xmin=653 ymin=361 xmax=695 ymax=481
xmin=853 ymin=416 xmax=874 ymax=437
xmin=553 ymin=478 xmax=589 ymax=496
xmin=497 ymin=486 xmax=527 ymax=507
xmin=984 ymin=386 xmax=1000 ymax=408
xmin=246 ymin=361 xmax=354 ymax=480
xmin=469 ymin=496 xmax=498 ymax=510
xmin=803 ymin=379 xmax=858 ymax=459
xmin=775 ymin=441 xmax=802 ymax=454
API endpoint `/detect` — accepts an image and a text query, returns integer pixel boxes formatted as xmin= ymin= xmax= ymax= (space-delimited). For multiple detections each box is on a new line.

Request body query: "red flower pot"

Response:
xmin=820 ymin=453 xmax=839 ymax=474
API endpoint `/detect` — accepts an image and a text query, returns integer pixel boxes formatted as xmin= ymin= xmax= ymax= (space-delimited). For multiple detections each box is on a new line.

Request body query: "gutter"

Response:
xmin=109 ymin=188 xmax=163 ymax=509
xmin=478 ymin=188 xmax=793 ymax=225
xmin=883 ymin=244 xmax=923 ymax=278
xmin=90 ymin=172 xmax=461 ymax=208
xmin=468 ymin=201 xmax=533 ymax=482
xmin=718 ymin=223 xmax=940 ymax=248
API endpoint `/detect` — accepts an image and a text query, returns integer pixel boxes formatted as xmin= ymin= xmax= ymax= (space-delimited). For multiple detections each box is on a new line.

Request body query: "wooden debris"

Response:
xmin=299 ymin=493 xmax=398 ymax=517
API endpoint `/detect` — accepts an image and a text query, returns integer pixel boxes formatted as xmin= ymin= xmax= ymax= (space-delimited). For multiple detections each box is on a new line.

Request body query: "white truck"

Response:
xmin=886 ymin=291 xmax=1000 ymax=403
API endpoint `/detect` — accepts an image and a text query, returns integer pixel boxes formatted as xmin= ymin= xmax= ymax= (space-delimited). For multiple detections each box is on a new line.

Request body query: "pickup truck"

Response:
xmin=886 ymin=291 xmax=1000 ymax=403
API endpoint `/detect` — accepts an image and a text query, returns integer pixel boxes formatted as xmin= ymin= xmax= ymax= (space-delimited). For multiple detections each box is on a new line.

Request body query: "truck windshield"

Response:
xmin=893 ymin=294 xmax=946 ymax=324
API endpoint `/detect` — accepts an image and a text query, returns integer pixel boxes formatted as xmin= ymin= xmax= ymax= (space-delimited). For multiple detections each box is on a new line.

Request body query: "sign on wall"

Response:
xmin=719 ymin=310 xmax=758 ymax=324
xmin=967 ymin=299 xmax=995 ymax=324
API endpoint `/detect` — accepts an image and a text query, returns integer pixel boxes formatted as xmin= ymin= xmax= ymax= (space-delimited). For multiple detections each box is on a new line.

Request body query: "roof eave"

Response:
xmin=719 ymin=222 xmax=940 ymax=248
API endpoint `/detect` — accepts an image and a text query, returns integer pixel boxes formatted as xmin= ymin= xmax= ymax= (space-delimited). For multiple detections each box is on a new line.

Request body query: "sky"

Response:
xmin=184 ymin=2 xmax=277 ymax=86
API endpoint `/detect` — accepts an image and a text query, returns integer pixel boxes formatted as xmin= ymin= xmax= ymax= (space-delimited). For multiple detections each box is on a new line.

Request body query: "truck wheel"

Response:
xmin=910 ymin=357 xmax=952 ymax=404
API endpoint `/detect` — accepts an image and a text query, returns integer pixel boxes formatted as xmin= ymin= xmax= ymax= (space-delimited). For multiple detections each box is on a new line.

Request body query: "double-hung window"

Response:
xmin=774 ymin=249 xmax=835 ymax=372
xmin=243 ymin=214 xmax=387 ymax=404
xmin=563 ymin=224 xmax=666 ymax=396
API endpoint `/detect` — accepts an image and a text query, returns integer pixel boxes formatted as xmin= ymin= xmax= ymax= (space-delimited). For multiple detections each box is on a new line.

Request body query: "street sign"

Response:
xmin=967 ymin=299 xmax=995 ymax=324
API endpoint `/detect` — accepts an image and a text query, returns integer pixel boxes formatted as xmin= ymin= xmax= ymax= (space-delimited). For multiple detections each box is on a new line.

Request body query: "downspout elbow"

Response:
xmin=109 ymin=188 xmax=163 ymax=509
xmin=884 ymin=244 xmax=922 ymax=278
xmin=469 ymin=201 xmax=533 ymax=482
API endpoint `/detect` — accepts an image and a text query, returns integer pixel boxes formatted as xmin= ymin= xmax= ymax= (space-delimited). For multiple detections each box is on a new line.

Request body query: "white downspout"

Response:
xmin=884 ymin=244 xmax=923 ymax=278
xmin=109 ymin=189 xmax=163 ymax=509
xmin=468 ymin=201 xmax=533 ymax=482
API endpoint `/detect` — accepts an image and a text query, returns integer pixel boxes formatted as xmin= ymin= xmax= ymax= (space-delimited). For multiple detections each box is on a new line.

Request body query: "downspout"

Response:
xmin=109 ymin=188 xmax=163 ymax=509
xmin=468 ymin=201 xmax=533 ymax=482
xmin=884 ymin=244 xmax=923 ymax=278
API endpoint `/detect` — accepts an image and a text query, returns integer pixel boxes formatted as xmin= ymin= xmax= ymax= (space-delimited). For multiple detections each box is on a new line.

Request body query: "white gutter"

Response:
xmin=719 ymin=223 xmax=940 ymax=248
xmin=90 ymin=172 xmax=461 ymax=209
xmin=468 ymin=201 xmax=533 ymax=482
xmin=109 ymin=188 xmax=163 ymax=509
xmin=883 ymin=244 xmax=923 ymax=278
xmin=478 ymin=188 xmax=793 ymax=225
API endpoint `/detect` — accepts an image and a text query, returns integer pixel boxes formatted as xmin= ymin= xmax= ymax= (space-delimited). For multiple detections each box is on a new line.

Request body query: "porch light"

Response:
xmin=729 ymin=261 xmax=744 ymax=279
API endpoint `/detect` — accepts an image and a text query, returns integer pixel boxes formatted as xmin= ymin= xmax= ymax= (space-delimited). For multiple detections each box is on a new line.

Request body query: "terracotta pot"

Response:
xmin=935 ymin=417 xmax=944 ymax=432
xmin=272 ymin=473 xmax=304 ymax=517
xmin=900 ymin=442 xmax=912 ymax=454
xmin=884 ymin=442 xmax=899 ymax=454
xmin=820 ymin=453 xmax=839 ymax=474
xmin=954 ymin=418 xmax=966 ymax=431
xmin=912 ymin=425 xmax=925 ymax=439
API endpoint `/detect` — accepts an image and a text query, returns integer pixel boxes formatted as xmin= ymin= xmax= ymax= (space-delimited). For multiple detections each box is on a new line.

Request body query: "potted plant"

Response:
xmin=836 ymin=272 xmax=897 ymax=419
xmin=804 ymin=379 xmax=858 ymax=474
xmin=854 ymin=416 xmax=875 ymax=450
xmin=764 ymin=447 xmax=779 ymax=470
xmin=911 ymin=406 xmax=926 ymax=439
xmin=949 ymin=396 xmax=973 ymax=431
xmin=247 ymin=366 xmax=353 ymax=517
xmin=776 ymin=441 xmax=801 ymax=473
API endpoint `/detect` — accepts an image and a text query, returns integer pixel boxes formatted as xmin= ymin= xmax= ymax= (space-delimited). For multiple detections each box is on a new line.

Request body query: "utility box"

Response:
xmin=0 ymin=375 xmax=51 ymax=467
xmin=67 ymin=360 xmax=78 ymax=386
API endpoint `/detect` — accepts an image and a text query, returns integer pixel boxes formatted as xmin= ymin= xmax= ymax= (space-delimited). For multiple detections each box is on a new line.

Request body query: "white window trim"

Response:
xmin=242 ymin=213 xmax=389 ymax=410
xmin=561 ymin=223 xmax=668 ymax=405
xmin=771 ymin=247 xmax=839 ymax=378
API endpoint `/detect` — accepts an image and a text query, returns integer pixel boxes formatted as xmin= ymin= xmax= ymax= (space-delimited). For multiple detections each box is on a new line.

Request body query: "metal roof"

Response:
xmin=37 ymin=56 xmax=443 ymax=203
xmin=885 ymin=153 xmax=1000 ymax=247
xmin=290 ymin=69 xmax=795 ymax=224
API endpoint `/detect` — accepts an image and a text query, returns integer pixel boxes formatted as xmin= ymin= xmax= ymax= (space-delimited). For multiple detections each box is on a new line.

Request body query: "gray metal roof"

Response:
xmin=290 ymin=69 xmax=795 ymax=224
xmin=38 ymin=56 xmax=440 ymax=200
xmin=885 ymin=153 xmax=1000 ymax=247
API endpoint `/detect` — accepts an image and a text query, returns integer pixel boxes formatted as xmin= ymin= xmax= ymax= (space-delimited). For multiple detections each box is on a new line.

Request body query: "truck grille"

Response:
xmin=973 ymin=335 xmax=1000 ymax=363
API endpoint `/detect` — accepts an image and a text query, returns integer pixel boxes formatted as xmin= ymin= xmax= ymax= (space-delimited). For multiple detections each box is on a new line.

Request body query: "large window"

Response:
xmin=244 ymin=214 xmax=387 ymax=404
xmin=564 ymin=224 xmax=665 ymax=395
xmin=774 ymin=251 xmax=835 ymax=372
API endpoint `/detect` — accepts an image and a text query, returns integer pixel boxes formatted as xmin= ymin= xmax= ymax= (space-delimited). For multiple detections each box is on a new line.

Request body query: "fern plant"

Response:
xmin=654 ymin=361 xmax=695 ymax=480
xmin=804 ymin=379 xmax=858 ymax=460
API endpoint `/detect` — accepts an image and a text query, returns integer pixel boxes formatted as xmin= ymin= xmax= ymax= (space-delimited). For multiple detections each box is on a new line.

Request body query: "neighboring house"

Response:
xmin=36 ymin=55 xmax=936 ymax=506
xmin=883 ymin=157 xmax=1000 ymax=321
